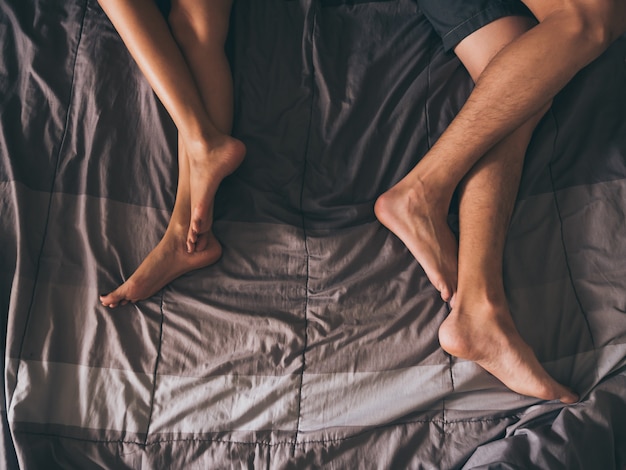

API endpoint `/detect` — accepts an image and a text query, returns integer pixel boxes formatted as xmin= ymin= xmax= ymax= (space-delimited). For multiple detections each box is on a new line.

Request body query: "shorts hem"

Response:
xmin=440 ymin=3 xmax=534 ymax=51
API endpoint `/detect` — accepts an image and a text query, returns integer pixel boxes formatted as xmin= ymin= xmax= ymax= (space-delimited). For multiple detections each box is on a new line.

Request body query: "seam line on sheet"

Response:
xmin=547 ymin=108 xmax=596 ymax=349
xmin=292 ymin=3 xmax=318 ymax=457
xmin=426 ymin=39 xmax=453 ymax=450
xmin=446 ymin=302 xmax=455 ymax=392
xmin=143 ymin=290 xmax=165 ymax=444
xmin=14 ymin=412 xmax=524 ymax=448
xmin=9 ymin=0 xmax=89 ymax=409
xmin=424 ymin=36 xmax=433 ymax=150
xmin=442 ymin=304 xmax=454 ymax=460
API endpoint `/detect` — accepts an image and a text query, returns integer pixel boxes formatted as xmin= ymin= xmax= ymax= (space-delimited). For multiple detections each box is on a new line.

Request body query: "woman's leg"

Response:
xmin=99 ymin=0 xmax=244 ymax=306
xmin=100 ymin=140 xmax=222 ymax=307
xmin=97 ymin=0 xmax=244 ymax=249
xmin=167 ymin=0 xmax=245 ymax=249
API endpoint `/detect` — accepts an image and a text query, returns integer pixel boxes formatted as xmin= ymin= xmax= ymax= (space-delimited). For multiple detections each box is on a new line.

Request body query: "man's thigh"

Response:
xmin=418 ymin=0 xmax=534 ymax=51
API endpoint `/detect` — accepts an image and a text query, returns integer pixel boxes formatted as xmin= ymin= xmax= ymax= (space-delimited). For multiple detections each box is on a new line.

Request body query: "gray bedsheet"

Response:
xmin=1 ymin=0 xmax=626 ymax=468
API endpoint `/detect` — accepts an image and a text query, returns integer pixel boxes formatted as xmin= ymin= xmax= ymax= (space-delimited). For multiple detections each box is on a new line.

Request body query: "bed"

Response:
xmin=2 ymin=0 xmax=626 ymax=468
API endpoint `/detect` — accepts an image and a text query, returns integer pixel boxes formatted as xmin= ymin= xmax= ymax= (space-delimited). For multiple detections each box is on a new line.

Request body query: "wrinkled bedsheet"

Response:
xmin=1 ymin=0 xmax=626 ymax=468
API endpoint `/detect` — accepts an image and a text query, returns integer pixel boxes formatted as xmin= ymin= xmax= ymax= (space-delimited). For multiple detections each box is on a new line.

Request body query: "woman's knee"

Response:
xmin=168 ymin=3 xmax=196 ymax=48
xmin=168 ymin=0 xmax=230 ymax=49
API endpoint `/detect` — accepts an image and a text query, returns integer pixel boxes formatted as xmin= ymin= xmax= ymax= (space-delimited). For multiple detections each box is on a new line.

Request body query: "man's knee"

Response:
xmin=576 ymin=0 xmax=625 ymax=48
xmin=528 ymin=0 xmax=624 ymax=51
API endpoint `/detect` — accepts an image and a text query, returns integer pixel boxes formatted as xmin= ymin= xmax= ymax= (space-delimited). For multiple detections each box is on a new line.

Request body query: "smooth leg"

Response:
xmin=99 ymin=0 xmax=244 ymax=307
xmin=100 ymin=141 xmax=221 ymax=307
xmin=97 ymin=0 xmax=245 ymax=249
xmin=167 ymin=0 xmax=246 ymax=248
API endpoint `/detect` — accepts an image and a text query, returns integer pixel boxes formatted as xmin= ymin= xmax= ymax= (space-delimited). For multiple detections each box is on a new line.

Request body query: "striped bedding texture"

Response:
xmin=1 ymin=0 xmax=626 ymax=468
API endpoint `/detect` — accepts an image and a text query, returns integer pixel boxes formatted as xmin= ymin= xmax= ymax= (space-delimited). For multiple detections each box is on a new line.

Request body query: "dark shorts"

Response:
xmin=418 ymin=0 xmax=534 ymax=51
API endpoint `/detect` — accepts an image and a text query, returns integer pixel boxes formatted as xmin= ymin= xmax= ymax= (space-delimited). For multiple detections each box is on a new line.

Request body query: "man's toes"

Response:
xmin=100 ymin=289 xmax=127 ymax=308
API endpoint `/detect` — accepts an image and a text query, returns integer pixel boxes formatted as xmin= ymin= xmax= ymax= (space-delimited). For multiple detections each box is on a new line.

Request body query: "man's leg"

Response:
xmin=440 ymin=19 xmax=576 ymax=402
xmin=376 ymin=0 xmax=626 ymax=304
xmin=379 ymin=14 xmax=580 ymax=401
xmin=100 ymin=0 xmax=243 ymax=307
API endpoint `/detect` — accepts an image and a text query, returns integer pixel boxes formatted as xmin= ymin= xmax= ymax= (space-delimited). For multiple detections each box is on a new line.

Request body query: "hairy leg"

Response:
xmin=378 ymin=14 xmax=579 ymax=401
xmin=97 ymin=0 xmax=245 ymax=250
xmin=438 ymin=19 xmax=577 ymax=400
xmin=438 ymin=105 xmax=577 ymax=402
xmin=435 ymin=7 xmax=616 ymax=403
xmin=376 ymin=0 xmax=626 ymax=302
xmin=374 ymin=16 xmax=537 ymax=302
xmin=99 ymin=0 xmax=244 ymax=306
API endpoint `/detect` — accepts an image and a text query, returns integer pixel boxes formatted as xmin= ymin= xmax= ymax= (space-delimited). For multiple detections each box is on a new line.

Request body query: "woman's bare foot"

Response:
xmin=375 ymin=180 xmax=458 ymax=303
xmin=438 ymin=298 xmax=579 ymax=403
xmin=99 ymin=224 xmax=222 ymax=308
xmin=185 ymin=135 xmax=245 ymax=251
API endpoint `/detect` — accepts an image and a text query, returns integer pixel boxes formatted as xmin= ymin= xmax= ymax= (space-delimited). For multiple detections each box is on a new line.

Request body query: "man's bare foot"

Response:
xmin=438 ymin=299 xmax=579 ymax=404
xmin=375 ymin=180 xmax=458 ymax=303
xmin=186 ymin=135 xmax=245 ymax=251
xmin=99 ymin=225 xmax=222 ymax=308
